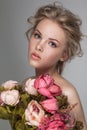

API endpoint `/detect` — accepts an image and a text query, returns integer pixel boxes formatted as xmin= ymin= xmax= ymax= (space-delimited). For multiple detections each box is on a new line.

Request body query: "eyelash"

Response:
xmin=33 ymin=32 xmax=57 ymax=48
xmin=49 ymin=41 xmax=57 ymax=48
xmin=33 ymin=33 xmax=41 ymax=39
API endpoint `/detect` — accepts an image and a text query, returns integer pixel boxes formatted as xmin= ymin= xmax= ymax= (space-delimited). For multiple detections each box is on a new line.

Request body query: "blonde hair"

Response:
xmin=26 ymin=3 xmax=83 ymax=74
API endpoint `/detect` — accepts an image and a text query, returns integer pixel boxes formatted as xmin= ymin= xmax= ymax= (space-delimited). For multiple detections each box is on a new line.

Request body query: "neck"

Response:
xmin=35 ymin=66 xmax=59 ymax=79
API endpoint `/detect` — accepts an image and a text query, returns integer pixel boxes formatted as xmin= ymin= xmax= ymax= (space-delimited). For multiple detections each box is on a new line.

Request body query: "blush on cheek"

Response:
xmin=43 ymin=55 xmax=59 ymax=66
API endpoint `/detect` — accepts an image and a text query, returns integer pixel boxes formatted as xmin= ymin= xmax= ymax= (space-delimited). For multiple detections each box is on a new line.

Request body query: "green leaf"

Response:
xmin=14 ymin=121 xmax=37 ymax=130
xmin=0 ymin=86 xmax=5 ymax=91
xmin=20 ymin=93 xmax=29 ymax=108
xmin=56 ymin=95 xmax=69 ymax=109
xmin=71 ymin=121 xmax=84 ymax=130
xmin=25 ymin=124 xmax=36 ymax=130
xmin=14 ymin=120 xmax=26 ymax=130
xmin=0 ymin=106 xmax=9 ymax=119
xmin=15 ymin=85 xmax=23 ymax=91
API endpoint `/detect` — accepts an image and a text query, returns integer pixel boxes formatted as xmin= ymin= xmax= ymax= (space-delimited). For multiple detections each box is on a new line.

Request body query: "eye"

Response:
xmin=49 ymin=41 xmax=57 ymax=48
xmin=33 ymin=33 xmax=41 ymax=39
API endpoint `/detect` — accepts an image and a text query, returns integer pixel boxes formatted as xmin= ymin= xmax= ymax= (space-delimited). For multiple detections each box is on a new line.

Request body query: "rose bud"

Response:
xmin=0 ymin=90 xmax=20 ymax=106
xmin=48 ymin=83 xmax=62 ymax=96
xmin=24 ymin=78 xmax=37 ymax=95
xmin=34 ymin=74 xmax=54 ymax=89
xmin=34 ymin=74 xmax=54 ymax=98
xmin=40 ymin=98 xmax=58 ymax=114
xmin=1 ymin=80 xmax=18 ymax=90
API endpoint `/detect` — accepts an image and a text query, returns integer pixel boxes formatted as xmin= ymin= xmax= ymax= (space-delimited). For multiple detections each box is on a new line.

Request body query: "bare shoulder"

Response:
xmin=55 ymin=75 xmax=81 ymax=104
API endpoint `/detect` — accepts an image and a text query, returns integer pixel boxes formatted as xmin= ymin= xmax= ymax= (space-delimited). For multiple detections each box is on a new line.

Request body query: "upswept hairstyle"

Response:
xmin=26 ymin=3 xmax=83 ymax=74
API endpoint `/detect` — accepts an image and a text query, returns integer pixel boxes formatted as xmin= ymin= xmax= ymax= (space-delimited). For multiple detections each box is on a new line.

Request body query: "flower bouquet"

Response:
xmin=0 ymin=74 xmax=83 ymax=130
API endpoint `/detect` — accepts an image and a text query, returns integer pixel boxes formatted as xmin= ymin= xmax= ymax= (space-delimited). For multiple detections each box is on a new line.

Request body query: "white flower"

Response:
xmin=2 ymin=80 xmax=18 ymax=90
xmin=24 ymin=79 xmax=37 ymax=95
xmin=0 ymin=93 xmax=4 ymax=106
xmin=25 ymin=100 xmax=45 ymax=126
xmin=0 ymin=90 xmax=20 ymax=106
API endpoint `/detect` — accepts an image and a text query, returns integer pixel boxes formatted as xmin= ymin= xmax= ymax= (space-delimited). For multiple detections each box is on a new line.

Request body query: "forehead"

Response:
xmin=36 ymin=19 xmax=67 ymax=44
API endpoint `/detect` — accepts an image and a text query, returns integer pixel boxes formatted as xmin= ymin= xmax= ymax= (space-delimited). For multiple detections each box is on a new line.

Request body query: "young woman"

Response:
xmin=25 ymin=3 xmax=87 ymax=130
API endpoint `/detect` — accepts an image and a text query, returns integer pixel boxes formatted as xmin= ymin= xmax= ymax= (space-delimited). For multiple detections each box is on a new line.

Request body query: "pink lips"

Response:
xmin=31 ymin=52 xmax=41 ymax=60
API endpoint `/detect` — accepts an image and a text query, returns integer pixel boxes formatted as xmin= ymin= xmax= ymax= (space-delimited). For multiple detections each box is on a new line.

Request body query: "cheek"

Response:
xmin=28 ymin=42 xmax=32 ymax=52
xmin=28 ymin=43 xmax=32 ymax=60
xmin=28 ymin=39 xmax=34 ymax=53
xmin=43 ymin=51 xmax=60 ymax=64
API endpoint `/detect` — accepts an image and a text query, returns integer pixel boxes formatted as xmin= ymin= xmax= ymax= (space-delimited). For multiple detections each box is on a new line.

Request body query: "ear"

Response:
xmin=60 ymin=51 xmax=68 ymax=62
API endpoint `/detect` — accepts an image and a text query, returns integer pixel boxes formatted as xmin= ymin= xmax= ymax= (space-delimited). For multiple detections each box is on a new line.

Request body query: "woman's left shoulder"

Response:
xmin=56 ymin=75 xmax=87 ymax=128
xmin=56 ymin=75 xmax=80 ymax=103
xmin=63 ymin=79 xmax=81 ymax=104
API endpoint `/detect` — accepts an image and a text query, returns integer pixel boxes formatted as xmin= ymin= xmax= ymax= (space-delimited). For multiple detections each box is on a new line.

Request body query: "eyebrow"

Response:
xmin=34 ymin=29 xmax=42 ymax=35
xmin=35 ymin=29 xmax=61 ymax=44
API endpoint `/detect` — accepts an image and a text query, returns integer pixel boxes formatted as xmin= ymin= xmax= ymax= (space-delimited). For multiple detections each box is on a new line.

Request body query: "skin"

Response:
xmin=29 ymin=19 xmax=68 ymax=75
xmin=27 ymin=19 xmax=87 ymax=129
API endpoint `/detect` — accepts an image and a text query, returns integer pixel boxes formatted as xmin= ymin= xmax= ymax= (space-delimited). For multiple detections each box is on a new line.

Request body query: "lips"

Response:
xmin=31 ymin=52 xmax=41 ymax=60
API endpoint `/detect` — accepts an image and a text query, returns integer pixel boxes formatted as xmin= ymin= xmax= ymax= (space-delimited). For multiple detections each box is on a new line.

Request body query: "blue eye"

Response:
xmin=49 ymin=41 xmax=57 ymax=48
xmin=34 ymin=33 xmax=41 ymax=39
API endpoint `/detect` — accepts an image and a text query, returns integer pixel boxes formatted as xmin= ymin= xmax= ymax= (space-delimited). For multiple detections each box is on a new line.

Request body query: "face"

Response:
xmin=28 ymin=19 xmax=67 ymax=70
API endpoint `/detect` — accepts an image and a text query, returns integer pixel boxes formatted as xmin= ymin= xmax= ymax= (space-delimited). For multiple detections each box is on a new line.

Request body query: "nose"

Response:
xmin=35 ymin=39 xmax=45 ymax=52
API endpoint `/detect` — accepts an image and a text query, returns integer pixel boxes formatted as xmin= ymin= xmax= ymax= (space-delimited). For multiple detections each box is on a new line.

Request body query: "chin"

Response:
xmin=29 ymin=61 xmax=40 ymax=68
xmin=30 ymin=63 xmax=45 ymax=70
xmin=29 ymin=60 xmax=50 ymax=69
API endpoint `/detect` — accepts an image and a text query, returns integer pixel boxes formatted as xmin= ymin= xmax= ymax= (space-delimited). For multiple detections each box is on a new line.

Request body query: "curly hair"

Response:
xmin=26 ymin=3 xmax=83 ymax=74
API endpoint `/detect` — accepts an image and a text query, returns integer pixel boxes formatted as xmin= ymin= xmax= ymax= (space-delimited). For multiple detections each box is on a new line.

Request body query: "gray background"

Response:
xmin=0 ymin=0 xmax=87 ymax=129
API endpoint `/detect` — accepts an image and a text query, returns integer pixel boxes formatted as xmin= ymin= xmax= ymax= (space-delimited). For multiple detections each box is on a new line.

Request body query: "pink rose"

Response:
xmin=40 ymin=98 xmax=58 ymax=114
xmin=38 ymin=114 xmax=67 ymax=130
xmin=34 ymin=74 xmax=62 ymax=98
xmin=48 ymin=83 xmax=62 ymax=96
xmin=34 ymin=74 xmax=54 ymax=89
xmin=1 ymin=80 xmax=18 ymax=90
xmin=60 ymin=113 xmax=75 ymax=128
xmin=25 ymin=100 xmax=45 ymax=126
xmin=0 ymin=90 xmax=20 ymax=106
xmin=24 ymin=78 xmax=37 ymax=95
xmin=46 ymin=120 xmax=66 ymax=130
